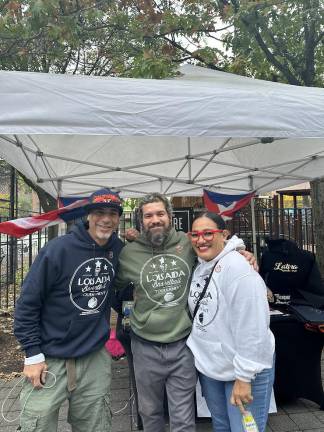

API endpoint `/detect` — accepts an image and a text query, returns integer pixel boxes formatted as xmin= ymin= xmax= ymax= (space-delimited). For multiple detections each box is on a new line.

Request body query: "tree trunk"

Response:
xmin=302 ymin=0 xmax=317 ymax=86
xmin=310 ymin=179 xmax=324 ymax=278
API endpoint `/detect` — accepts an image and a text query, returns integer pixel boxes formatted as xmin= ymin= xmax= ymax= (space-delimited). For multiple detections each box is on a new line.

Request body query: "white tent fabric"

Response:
xmin=0 ymin=65 xmax=323 ymax=198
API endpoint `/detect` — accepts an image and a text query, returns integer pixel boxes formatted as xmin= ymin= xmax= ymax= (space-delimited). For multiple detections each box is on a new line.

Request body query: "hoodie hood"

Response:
xmin=135 ymin=226 xmax=183 ymax=251
xmin=265 ymin=238 xmax=298 ymax=254
xmin=197 ymin=235 xmax=246 ymax=266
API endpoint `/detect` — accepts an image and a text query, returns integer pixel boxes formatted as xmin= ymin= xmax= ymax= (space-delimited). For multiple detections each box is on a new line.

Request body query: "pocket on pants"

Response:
xmin=182 ymin=345 xmax=195 ymax=371
xmin=19 ymin=417 xmax=38 ymax=432
xmin=101 ymin=395 xmax=112 ymax=431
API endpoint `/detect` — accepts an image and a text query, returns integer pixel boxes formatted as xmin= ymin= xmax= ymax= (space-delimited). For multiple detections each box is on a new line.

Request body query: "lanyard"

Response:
xmin=192 ymin=260 xmax=218 ymax=320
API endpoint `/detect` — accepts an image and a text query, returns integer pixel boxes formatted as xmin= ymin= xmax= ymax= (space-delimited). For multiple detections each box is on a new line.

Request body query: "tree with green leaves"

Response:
xmin=225 ymin=0 xmax=323 ymax=86
xmin=1 ymin=1 xmax=322 ymax=83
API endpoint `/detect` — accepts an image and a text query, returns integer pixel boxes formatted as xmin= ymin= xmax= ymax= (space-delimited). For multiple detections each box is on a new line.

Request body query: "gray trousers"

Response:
xmin=131 ymin=337 xmax=197 ymax=432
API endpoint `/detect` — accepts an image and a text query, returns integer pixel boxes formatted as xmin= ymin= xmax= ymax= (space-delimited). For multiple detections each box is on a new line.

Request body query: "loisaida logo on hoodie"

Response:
xmin=69 ymin=257 xmax=115 ymax=315
xmin=140 ymin=254 xmax=190 ymax=307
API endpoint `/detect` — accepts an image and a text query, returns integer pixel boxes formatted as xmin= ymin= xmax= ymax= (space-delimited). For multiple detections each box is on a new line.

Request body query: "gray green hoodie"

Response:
xmin=114 ymin=228 xmax=196 ymax=343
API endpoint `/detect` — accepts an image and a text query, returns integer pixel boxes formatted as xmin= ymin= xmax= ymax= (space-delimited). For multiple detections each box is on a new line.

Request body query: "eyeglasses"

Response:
xmin=188 ymin=229 xmax=223 ymax=241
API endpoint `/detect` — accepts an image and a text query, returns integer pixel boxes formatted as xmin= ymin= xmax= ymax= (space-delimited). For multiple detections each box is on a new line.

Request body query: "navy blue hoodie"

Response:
xmin=14 ymin=222 xmax=124 ymax=358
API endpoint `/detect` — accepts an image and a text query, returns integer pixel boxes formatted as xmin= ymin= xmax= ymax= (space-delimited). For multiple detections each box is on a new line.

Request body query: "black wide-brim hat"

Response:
xmin=84 ymin=188 xmax=123 ymax=216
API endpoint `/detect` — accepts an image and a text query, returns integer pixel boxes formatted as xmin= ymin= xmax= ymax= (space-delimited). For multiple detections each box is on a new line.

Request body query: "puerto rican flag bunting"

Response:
xmin=0 ymin=197 xmax=88 ymax=238
xmin=203 ymin=189 xmax=255 ymax=221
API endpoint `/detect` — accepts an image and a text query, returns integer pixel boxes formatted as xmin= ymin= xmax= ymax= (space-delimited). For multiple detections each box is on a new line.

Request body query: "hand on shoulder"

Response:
xmin=239 ymin=250 xmax=259 ymax=272
xmin=124 ymin=228 xmax=140 ymax=242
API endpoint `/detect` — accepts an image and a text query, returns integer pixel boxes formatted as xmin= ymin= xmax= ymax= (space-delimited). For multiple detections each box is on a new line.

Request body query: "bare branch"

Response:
xmin=239 ymin=10 xmax=302 ymax=85
xmin=162 ymin=36 xmax=223 ymax=70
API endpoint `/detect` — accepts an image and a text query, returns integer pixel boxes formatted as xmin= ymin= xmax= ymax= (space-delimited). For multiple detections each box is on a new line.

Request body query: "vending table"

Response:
xmin=270 ymin=310 xmax=324 ymax=408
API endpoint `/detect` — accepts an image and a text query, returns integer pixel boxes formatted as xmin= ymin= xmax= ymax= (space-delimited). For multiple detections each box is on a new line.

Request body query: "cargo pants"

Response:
xmin=19 ymin=347 xmax=112 ymax=432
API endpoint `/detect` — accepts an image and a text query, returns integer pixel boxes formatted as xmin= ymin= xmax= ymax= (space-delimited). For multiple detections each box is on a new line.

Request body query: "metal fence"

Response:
xmin=0 ymin=214 xmax=48 ymax=310
xmin=0 ymin=209 xmax=139 ymax=310
xmin=0 ymin=204 xmax=315 ymax=310
xmin=229 ymin=206 xmax=314 ymax=255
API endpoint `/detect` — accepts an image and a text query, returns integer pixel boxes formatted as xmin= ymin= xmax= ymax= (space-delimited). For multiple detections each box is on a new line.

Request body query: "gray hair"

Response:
xmin=138 ymin=193 xmax=173 ymax=226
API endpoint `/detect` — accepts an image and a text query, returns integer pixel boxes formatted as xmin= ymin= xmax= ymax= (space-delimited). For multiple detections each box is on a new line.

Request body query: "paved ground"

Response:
xmin=1 ymin=357 xmax=324 ymax=432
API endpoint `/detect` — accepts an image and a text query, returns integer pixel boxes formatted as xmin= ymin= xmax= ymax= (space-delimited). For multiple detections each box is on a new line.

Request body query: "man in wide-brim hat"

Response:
xmin=14 ymin=188 xmax=124 ymax=432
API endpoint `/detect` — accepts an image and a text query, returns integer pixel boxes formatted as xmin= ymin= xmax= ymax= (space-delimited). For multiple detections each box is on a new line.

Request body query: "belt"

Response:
xmin=131 ymin=331 xmax=188 ymax=347
xmin=66 ymin=358 xmax=77 ymax=392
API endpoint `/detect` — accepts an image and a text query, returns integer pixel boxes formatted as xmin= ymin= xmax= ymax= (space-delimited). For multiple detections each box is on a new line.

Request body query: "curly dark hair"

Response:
xmin=138 ymin=193 xmax=172 ymax=226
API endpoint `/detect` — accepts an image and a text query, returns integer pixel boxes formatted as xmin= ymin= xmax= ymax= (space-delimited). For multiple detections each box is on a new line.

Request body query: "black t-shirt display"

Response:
xmin=259 ymin=239 xmax=324 ymax=306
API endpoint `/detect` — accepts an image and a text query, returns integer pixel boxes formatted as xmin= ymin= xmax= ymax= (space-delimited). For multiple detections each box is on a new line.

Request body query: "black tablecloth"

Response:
xmin=270 ymin=312 xmax=324 ymax=408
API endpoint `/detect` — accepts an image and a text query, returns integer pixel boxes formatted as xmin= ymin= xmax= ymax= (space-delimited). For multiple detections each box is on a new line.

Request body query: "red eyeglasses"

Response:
xmin=188 ymin=229 xmax=223 ymax=241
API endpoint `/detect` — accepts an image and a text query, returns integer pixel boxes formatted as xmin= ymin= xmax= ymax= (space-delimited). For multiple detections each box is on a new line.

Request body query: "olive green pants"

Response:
xmin=19 ymin=347 xmax=112 ymax=432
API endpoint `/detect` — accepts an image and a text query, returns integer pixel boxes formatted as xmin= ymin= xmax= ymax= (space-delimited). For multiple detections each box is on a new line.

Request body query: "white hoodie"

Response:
xmin=187 ymin=236 xmax=275 ymax=382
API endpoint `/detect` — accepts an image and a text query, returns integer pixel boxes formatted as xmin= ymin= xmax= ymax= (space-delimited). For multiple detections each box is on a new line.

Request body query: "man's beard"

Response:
xmin=96 ymin=231 xmax=112 ymax=241
xmin=144 ymin=225 xmax=171 ymax=247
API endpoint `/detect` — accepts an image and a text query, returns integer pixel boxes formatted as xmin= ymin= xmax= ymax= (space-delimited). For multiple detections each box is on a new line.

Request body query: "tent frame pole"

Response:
xmin=249 ymin=176 xmax=258 ymax=261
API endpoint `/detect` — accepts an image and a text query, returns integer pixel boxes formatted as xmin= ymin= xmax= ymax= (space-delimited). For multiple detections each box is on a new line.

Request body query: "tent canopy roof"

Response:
xmin=0 ymin=65 xmax=323 ymax=198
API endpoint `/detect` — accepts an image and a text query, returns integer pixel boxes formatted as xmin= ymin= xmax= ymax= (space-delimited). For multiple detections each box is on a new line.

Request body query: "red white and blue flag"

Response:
xmin=0 ymin=197 xmax=88 ymax=238
xmin=203 ymin=189 xmax=255 ymax=221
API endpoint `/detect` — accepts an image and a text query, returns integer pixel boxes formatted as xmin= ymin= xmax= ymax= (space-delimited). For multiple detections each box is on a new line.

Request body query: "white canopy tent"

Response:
xmin=0 ymin=65 xmax=324 ymax=199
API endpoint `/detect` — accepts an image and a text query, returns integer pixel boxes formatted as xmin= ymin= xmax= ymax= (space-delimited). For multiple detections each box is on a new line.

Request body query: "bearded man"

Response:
xmin=114 ymin=193 xmax=196 ymax=432
xmin=114 ymin=193 xmax=255 ymax=432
